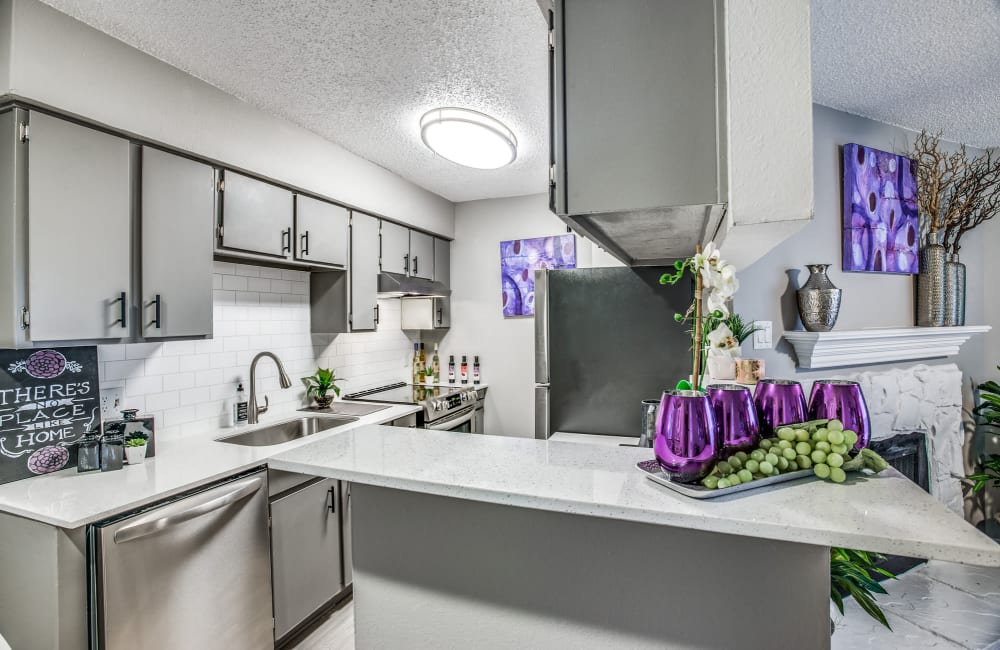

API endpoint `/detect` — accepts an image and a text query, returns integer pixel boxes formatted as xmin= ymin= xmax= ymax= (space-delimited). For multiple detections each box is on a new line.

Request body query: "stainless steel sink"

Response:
xmin=216 ymin=416 xmax=358 ymax=447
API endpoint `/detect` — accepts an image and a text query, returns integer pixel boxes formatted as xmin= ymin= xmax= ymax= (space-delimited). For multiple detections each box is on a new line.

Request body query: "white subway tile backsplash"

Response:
xmin=98 ymin=268 xmax=415 ymax=441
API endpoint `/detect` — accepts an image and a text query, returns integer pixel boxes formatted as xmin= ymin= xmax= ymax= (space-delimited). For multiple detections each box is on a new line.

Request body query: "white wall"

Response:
xmin=3 ymin=0 xmax=454 ymax=237
xmin=441 ymin=193 xmax=619 ymax=437
xmin=99 ymin=262 xmax=416 ymax=442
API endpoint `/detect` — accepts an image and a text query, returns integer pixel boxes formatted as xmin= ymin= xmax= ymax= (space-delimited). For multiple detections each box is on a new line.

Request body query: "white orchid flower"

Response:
xmin=706 ymin=288 xmax=730 ymax=318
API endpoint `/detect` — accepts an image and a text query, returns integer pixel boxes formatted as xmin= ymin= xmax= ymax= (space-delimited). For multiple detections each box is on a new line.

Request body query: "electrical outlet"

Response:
xmin=753 ymin=321 xmax=773 ymax=350
xmin=100 ymin=387 xmax=123 ymax=420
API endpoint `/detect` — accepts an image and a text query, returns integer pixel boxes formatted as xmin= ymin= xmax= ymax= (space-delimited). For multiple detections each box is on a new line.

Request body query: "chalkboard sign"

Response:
xmin=0 ymin=347 xmax=100 ymax=485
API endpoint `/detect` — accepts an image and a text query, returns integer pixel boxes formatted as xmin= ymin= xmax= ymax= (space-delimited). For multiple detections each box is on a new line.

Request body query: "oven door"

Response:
xmin=423 ymin=406 xmax=476 ymax=432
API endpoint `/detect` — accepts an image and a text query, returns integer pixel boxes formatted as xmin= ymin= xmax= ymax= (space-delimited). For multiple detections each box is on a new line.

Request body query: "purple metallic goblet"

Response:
xmin=808 ymin=379 xmax=872 ymax=450
xmin=706 ymin=384 xmax=760 ymax=454
xmin=753 ymin=379 xmax=807 ymax=438
xmin=654 ymin=390 xmax=719 ymax=483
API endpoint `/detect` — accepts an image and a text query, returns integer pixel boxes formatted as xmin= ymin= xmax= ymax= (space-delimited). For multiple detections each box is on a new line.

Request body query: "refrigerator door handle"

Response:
xmin=113 ymin=475 xmax=264 ymax=544
xmin=534 ymin=269 xmax=550 ymax=384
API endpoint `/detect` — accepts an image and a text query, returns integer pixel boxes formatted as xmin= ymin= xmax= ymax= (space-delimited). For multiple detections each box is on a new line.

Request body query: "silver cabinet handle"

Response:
xmin=114 ymin=475 xmax=264 ymax=544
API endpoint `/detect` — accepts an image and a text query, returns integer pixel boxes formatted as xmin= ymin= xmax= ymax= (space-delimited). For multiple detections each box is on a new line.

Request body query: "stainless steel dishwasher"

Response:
xmin=90 ymin=469 xmax=273 ymax=649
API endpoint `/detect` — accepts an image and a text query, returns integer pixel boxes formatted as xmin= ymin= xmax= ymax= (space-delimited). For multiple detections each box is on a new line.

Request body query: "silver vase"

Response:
xmin=944 ymin=254 xmax=966 ymax=326
xmin=796 ymin=264 xmax=842 ymax=332
xmin=916 ymin=243 xmax=947 ymax=327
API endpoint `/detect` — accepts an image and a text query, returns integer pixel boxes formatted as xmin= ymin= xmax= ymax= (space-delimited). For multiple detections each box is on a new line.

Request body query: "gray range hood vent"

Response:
xmin=562 ymin=204 xmax=727 ymax=266
xmin=377 ymin=272 xmax=451 ymax=298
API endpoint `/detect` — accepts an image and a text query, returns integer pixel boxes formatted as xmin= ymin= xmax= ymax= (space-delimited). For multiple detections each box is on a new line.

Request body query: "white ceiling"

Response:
xmin=812 ymin=0 xmax=1000 ymax=149
xmin=38 ymin=0 xmax=1000 ymax=205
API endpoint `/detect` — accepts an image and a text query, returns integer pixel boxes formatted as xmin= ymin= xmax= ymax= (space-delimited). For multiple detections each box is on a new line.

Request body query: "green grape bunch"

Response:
xmin=701 ymin=419 xmax=890 ymax=490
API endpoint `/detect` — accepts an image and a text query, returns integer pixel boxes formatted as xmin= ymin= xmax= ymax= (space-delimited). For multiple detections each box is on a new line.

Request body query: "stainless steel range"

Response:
xmin=344 ymin=382 xmax=485 ymax=432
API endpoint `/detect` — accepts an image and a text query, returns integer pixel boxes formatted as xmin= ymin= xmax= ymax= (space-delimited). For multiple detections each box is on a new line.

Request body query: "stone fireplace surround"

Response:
xmin=826 ymin=363 xmax=965 ymax=514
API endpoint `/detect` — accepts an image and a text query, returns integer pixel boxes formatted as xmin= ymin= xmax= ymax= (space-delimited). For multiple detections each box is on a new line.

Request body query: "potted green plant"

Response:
xmin=830 ymin=547 xmax=895 ymax=633
xmin=303 ymin=368 xmax=343 ymax=409
xmin=124 ymin=435 xmax=148 ymax=465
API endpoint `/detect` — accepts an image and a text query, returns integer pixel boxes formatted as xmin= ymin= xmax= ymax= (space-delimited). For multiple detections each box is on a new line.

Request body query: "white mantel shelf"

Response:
xmin=784 ymin=326 xmax=992 ymax=369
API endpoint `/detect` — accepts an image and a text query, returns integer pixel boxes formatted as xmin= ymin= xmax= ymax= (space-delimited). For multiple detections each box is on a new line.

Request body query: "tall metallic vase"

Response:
xmin=807 ymin=380 xmax=871 ymax=450
xmin=944 ymin=254 xmax=966 ymax=326
xmin=654 ymin=390 xmax=718 ymax=483
xmin=916 ymin=242 xmax=947 ymax=326
xmin=796 ymin=264 xmax=842 ymax=332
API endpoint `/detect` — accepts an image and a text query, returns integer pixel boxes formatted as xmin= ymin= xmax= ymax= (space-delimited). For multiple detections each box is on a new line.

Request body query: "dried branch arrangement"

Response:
xmin=909 ymin=131 xmax=1000 ymax=255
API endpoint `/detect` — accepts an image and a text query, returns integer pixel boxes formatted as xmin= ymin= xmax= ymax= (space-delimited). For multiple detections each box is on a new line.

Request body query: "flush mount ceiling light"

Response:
xmin=419 ymin=107 xmax=517 ymax=169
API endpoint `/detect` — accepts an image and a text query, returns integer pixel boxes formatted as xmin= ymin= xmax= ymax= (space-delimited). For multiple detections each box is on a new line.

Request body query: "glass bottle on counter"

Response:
xmin=460 ymin=355 xmax=469 ymax=385
xmin=419 ymin=343 xmax=427 ymax=384
xmin=431 ymin=343 xmax=441 ymax=384
xmin=448 ymin=355 xmax=456 ymax=384
xmin=473 ymin=356 xmax=481 ymax=385
xmin=412 ymin=343 xmax=422 ymax=384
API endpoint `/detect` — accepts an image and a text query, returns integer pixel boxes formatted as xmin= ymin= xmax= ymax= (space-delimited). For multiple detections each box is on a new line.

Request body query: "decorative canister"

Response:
xmin=706 ymin=384 xmax=760 ymax=453
xmin=796 ymin=264 xmax=842 ymax=332
xmin=654 ymin=390 xmax=719 ymax=483
xmin=706 ymin=355 xmax=736 ymax=381
xmin=638 ymin=399 xmax=660 ymax=448
xmin=916 ymin=241 xmax=946 ymax=326
xmin=807 ymin=379 xmax=872 ymax=450
xmin=944 ymin=254 xmax=966 ymax=326
xmin=735 ymin=358 xmax=765 ymax=384
xmin=753 ymin=379 xmax=807 ymax=438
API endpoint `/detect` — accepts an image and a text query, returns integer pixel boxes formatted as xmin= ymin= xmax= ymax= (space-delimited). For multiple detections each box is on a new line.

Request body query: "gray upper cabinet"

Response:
xmin=295 ymin=195 xmax=348 ymax=268
xmin=140 ymin=147 xmax=215 ymax=339
xmin=408 ymin=231 xmax=434 ymax=280
xmin=350 ymin=212 xmax=380 ymax=331
xmin=433 ymin=238 xmax=450 ymax=286
xmin=27 ymin=112 xmax=131 ymax=342
xmin=379 ymin=220 xmax=409 ymax=275
xmin=220 ymin=171 xmax=294 ymax=258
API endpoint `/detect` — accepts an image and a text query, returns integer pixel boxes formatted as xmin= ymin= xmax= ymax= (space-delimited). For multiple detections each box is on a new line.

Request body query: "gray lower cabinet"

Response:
xmin=140 ymin=147 xmax=215 ymax=339
xmin=219 ymin=170 xmax=294 ymax=258
xmin=295 ymin=195 xmax=349 ymax=268
xmin=270 ymin=476 xmax=344 ymax=641
xmin=351 ymin=212 xmax=380 ymax=331
xmin=27 ymin=112 xmax=132 ymax=342
xmin=408 ymin=230 xmax=434 ymax=280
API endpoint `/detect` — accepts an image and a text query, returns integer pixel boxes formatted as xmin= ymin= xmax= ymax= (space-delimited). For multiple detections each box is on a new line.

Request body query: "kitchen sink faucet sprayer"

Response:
xmin=248 ymin=351 xmax=292 ymax=424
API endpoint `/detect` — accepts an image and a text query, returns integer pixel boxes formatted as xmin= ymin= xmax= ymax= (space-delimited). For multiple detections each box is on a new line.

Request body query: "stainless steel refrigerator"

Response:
xmin=534 ymin=267 xmax=694 ymax=439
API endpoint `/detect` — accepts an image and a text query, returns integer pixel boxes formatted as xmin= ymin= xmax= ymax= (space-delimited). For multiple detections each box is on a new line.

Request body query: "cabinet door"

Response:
xmin=220 ymin=171 xmax=294 ymax=258
xmin=295 ymin=195 xmax=348 ymax=268
xmin=350 ymin=212 xmax=379 ymax=331
xmin=141 ymin=148 xmax=214 ymax=339
xmin=409 ymin=230 xmax=434 ymax=280
xmin=27 ymin=112 xmax=131 ymax=341
xmin=379 ymin=220 xmax=409 ymax=275
xmin=434 ymin=297 xmax=451 ymax=329
xmin=270 ymin=478 xmax=343 ymax=641
xmin=433 ymin=238 xmax=450 ymax=287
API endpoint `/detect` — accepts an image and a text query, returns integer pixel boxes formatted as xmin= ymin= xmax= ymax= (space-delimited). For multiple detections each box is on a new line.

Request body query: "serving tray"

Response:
xmin=635 ymin=459 xmax=813 ymax=499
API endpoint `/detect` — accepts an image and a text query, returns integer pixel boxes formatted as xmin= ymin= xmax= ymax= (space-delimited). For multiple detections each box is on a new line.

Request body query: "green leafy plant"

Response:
xmin=303 ymin=368 xmax=342 ymax=399
xmin=830 ymin=547 xmax=895 ymax=630
xmin=124 ymin=437 xmax=147 ymax=448
xmin=723 ymin=313 xmax=763 ymax=346
xmin=968 ymin=454 xmax=1000 ymax=493
xmin=973 ymin=368 xmax=1000 ymax=426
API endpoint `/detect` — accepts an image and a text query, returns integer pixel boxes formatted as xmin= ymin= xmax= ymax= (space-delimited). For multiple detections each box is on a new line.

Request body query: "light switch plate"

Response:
xmin=101 ymin=387 xmax=123 ymax=420
xmin=753 ymin=321 xmax=773 ymax=350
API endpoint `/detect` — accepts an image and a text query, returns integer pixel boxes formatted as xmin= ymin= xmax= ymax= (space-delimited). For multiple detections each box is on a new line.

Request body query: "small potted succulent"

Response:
xmin=303 ymin=368 xmax=343 ymax=409
xmin=124 ymin=434 xmax=149 ymax=465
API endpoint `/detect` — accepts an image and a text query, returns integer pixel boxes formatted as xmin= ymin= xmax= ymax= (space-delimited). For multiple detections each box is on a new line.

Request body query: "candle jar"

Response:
xmin=753 ymin=379 xmax=807 ymax=438
xmin=654 ymin=390 xmax=719 ymax=483
xmin=706 ymin=384 xmax=760 ymax=454
xmin=76 ymin=433 xmax=101 ymax=473
xmin=101 ymin=433 xmax=124 ymax=472
xmin=808 ymin=379 xmax=872 ymax=450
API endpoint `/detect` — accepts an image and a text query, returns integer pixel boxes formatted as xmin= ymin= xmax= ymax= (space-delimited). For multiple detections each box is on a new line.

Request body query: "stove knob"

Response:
xmin=433 ymin=401 xmax=443 ymax=411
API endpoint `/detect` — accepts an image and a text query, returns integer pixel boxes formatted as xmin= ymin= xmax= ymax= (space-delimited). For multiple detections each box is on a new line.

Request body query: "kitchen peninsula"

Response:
xmin=270 ymin=425 xmax=1000 ymax=650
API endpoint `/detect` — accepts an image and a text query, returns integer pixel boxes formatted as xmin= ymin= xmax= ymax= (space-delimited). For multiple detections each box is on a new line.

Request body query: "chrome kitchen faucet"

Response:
xmin=248 ymin=351 xmax=292 ymax=424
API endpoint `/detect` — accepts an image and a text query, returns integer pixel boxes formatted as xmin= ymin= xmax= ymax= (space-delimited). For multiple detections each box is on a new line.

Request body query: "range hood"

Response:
xmin=377 ymin=272 xmax=451 ymax=298
xmin=545 ymin=0 xmax=814 ymax=270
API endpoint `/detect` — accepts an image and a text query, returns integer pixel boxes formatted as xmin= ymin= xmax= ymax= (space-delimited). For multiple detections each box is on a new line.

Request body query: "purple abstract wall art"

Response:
xmin=500 ymin=234 xmax=576 ymax=317
xmin=842 ymin=143 xmax=920 ymax=274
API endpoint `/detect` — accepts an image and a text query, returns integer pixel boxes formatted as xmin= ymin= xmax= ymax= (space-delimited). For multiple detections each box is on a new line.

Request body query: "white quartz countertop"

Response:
xmin=0 ymin=404 xmax=421 ymax=529
xmin=269 ymin=425 xmax=1000 ymax=568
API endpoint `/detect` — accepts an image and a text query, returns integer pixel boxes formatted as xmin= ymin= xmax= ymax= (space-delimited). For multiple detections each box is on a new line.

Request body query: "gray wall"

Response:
xmin=734 ymin=104 xmax=997 ymax=383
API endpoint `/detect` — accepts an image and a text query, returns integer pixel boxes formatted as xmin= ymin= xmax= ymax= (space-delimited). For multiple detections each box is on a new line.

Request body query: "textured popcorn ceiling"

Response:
xmin=38 ymin=0 xmax=548 ymax=202
xmin=812 ymin=0 xmax=1000 ymax=149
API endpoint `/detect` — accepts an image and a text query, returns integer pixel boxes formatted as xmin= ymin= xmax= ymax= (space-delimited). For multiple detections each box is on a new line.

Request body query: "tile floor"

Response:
xmin=287 ymin=599 xmax=355 ymax=650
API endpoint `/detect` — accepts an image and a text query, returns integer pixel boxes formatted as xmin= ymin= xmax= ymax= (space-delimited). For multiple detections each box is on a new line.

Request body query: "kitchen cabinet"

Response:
xmin=341 ymin=480 xmax=353 ymax=586
xmin=270 ymin=477 xmax=343 ymax=641
xmin=27 ymin=112 xmax=132 ymax=342
xmin=219 ymin=170 xmax=294 ymax=259
xmin=350 ymin=212 xmax=380 ymax=330
xmin=140 ymin=147 xmax=214 ymax=339
xmin=379 ymin=220 xmax=409 ymax=275
xmin=408 ymin=230 xmax=434 ymax=280
xmin=0 ymin=109 xmax=28 ymax=349
xmin=295 ymin=195 xmax=348 ymax=268
xmin=434 ymin=238 xmax=451 ymax=285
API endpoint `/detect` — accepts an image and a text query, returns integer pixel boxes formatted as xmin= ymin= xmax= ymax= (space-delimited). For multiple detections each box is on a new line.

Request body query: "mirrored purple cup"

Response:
xmin=654 ymin=390 xmax=719 ymax=483
xmin=808 ymin=379 xmax=872 ymax=450
xmin=753 ymin=379 xmax=807 ymax=438
xmin=706 ymin=384 xmax=760 ymax=454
